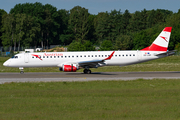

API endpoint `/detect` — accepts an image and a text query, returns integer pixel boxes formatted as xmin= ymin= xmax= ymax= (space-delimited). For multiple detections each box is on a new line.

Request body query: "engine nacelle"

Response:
xmin=62 ymin=64 xmax=78 ymax=72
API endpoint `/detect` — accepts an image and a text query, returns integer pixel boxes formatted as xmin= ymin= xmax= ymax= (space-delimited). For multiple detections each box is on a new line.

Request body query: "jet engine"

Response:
xmin=61 ymin=64 xmax=78 ymax=72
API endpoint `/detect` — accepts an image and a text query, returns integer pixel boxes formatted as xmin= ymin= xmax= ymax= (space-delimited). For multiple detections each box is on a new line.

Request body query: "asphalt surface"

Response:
xmin=0 ymin=72 xmax=180 ymax=84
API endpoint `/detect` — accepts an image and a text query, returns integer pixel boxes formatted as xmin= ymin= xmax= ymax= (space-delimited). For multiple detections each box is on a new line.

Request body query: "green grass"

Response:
xmin=1 ymin=55 xmax=180 ymax=72
xmin=1 ymin=79 xmax=180 ymax=120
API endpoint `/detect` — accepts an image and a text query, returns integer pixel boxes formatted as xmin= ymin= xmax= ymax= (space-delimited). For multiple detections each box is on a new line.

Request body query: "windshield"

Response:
xmin=11 ymin=56 xmax=18 ymax=59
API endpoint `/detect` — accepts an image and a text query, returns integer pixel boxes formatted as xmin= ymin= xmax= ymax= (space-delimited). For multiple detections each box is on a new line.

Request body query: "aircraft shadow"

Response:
xmin=65 ymin=72 xmax=117 ymax=75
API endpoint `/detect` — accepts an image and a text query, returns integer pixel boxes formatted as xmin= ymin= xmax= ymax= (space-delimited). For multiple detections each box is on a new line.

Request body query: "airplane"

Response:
xmin=3 ymin=27 xmax=175 ymax=74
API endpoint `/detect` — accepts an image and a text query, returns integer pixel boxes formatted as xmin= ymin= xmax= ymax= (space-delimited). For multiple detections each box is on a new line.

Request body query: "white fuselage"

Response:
xmin=3 ymin=50 xmax=167 ymax=68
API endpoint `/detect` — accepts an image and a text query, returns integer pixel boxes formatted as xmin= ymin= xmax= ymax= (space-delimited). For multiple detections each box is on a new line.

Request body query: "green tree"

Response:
xmin=108 ymin=10 xmax=122 ymax=43
xmin=15 ymin=13 xmax=26 ymax=51
xmin=68 ymin=40 xmax=94 ymax=51
xmin=115 ymin=35 xmax=132 ymax=50
xmin=121 ymin=9 xmax=131 ymax=34
xmin=82 ymin=41 xmax=95 ymax=51
xmin=43 ymin=4 xmax=57 ymax=49
xmin=128 ymin=9 xmax=148 ymax=32
xmin=22 ymin=15 xmax=40 ymax=48
xmin=68 ymin=41 xmax=84 ymax=51
xmin=1 ymin=14 xmax=15 ymax=51
xmin=0 ymin=9 xmax=7 ymax=47
xmin=94 ymin=12 xmax=109 ymax=44
xmin=69 ymin=6 xmax=90 ymax=41
xmin=100 ymin=40 xmax=113 ymax=51
xmin=57 ymin=9 xmax=73 ymax=45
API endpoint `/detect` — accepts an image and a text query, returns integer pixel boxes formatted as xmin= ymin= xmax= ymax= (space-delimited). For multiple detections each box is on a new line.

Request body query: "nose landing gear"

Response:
xmin=19 ymin=67 xmax=24 ymax=74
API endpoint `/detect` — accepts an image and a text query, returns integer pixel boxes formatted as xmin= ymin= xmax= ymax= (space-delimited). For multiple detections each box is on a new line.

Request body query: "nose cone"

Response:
xmin=3 ymin=60 xmax=10 ymax=66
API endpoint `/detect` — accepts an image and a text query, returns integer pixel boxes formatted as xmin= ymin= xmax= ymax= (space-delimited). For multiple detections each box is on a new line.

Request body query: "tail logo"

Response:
xmin=160 ymin=36 xmax=168 ymax=42
xmin=32 ymin=54 xmax=42 ymax=60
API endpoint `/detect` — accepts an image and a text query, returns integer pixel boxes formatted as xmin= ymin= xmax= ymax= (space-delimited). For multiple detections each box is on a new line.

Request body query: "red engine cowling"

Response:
xmin=62 ymin=65 xmax=77 ymax=72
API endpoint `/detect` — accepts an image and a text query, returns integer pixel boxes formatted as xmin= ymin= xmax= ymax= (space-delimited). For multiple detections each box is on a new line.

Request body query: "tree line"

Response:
xmin=0 ymin=2 xmax=180 ymax=51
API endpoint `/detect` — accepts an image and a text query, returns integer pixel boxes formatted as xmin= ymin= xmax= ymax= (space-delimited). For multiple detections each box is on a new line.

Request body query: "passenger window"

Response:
xmin=105 ymin=55 xmax=107 ymax=57
xmin=115 ymin=55 xmax=117 ymax=57
xmin=43 ymin=56 xmax=45 ymax=58
xmin=61 ymin=56 xmax=63 ymax=58
xmin=88 ymin=55 xmax=90 ymax=57
xmin=126 ymin=55 xmax=128 ymax=56
xmin=69 ymin=56 xmax=70 ymax=58
xmin=119 ymin=55 xmax=121 ymax=57
xmin=65 ymin=56 xmax=67 ymax=58
xmin=80 ymin=55 xmax=82 ymax=57
xmin=122 ymin=55 xmax=124 ymax=57
xmin=84 ymin=55 xmax=86 ymax=57
xmin=72 ymin=56 xmax=74 ymax=58
xmin=102 ymin=55 xmax=103 ymax=57
xmin=50 ymin=56 xmax=52 ymax=58
xmin=54 ymin=56 xmax=56 ymax=58
xmin=47 ymin=56 xmax=49 ymax=58
xmin=92 ymin=55 xmax=93 ymax=57
xmin=95 ymin=55 xmax=97 ymax=57
xmin=99 ymin=55 xmax=100 ymax=57
xmin=133 ymin=54 xmax=135 ymax=56
xmin=76 ymin=55 xmax=78 ymax=57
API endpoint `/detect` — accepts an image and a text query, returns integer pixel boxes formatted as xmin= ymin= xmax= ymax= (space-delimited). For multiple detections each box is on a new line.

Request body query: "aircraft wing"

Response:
xmin=155 ymin=50 xmax=176 ymax=56
xmin=58 ymin=51 xmax=115 ymax=68
xmin=78 ymin=51 xmax=115 ymax=68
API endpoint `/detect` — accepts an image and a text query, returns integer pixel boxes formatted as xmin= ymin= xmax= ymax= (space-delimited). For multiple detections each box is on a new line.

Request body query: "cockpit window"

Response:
xmin=11 ymin=56 xmax=18 ymax=59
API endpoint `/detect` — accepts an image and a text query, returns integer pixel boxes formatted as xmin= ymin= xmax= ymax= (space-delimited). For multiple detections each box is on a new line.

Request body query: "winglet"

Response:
xmin=104 ymin=51 xmax=115 ymax=60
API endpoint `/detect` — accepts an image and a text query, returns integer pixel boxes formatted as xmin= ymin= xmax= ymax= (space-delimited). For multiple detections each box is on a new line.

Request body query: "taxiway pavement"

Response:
xmin=0 ymin=72 xmax=180 ymax=84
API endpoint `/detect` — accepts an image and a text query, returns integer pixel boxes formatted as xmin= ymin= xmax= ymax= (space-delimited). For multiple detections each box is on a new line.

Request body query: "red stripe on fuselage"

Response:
xmin=140 ymin=43 xmax=167 ymax=51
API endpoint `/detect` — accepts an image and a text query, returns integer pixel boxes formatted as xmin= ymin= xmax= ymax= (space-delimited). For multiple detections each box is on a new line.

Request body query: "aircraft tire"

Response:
xmin=83 ymin=69 xmax=91 ymax=74
xmin=87 ymin=70 xmax=91 ymax=74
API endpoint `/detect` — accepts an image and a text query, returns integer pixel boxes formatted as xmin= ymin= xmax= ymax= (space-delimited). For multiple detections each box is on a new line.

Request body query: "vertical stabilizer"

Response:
xmin=141 ymin=27 xmax=172 ymax=51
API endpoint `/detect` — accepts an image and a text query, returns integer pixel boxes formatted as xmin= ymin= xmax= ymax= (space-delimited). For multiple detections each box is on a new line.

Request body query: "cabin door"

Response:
xmin=24 ymin=53 xmax=29 ymax=63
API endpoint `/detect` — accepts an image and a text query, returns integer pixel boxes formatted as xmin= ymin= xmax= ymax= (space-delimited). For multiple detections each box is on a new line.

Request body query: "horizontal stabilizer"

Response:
xmin=155 ymin=50 xmax=176 ymax=56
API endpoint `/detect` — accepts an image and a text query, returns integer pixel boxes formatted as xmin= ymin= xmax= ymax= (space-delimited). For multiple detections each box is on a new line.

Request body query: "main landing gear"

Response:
xmin=19 ymin=67 xmax=24 ymax=74
xmin=83 ymin=69 xmax=91 ymax=74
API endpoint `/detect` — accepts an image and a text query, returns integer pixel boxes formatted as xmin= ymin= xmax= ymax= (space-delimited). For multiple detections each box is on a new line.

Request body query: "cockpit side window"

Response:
xmin=11 ymin=56 xmax=18 ymax=59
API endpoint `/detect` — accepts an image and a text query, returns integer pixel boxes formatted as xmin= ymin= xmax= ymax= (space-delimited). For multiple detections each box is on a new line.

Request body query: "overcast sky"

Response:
xmin=1 ymin=0 xmax=180 ymax=14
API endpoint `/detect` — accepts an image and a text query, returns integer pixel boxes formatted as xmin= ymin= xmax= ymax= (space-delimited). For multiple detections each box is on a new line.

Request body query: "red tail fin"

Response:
xmin=141 ymin=27 xmax=172 ymax=51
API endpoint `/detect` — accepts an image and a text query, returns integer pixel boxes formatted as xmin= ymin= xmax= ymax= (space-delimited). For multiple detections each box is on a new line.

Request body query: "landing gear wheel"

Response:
xmin=19 ymin=67 xmax=24 ymax=74
xmin=87 ymin=70 xmax=91 ymax=74
xmin=83 ymin=69 xmax=91 ymax=74
xmin=83 ymin=69 xmax=88 ymax=74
